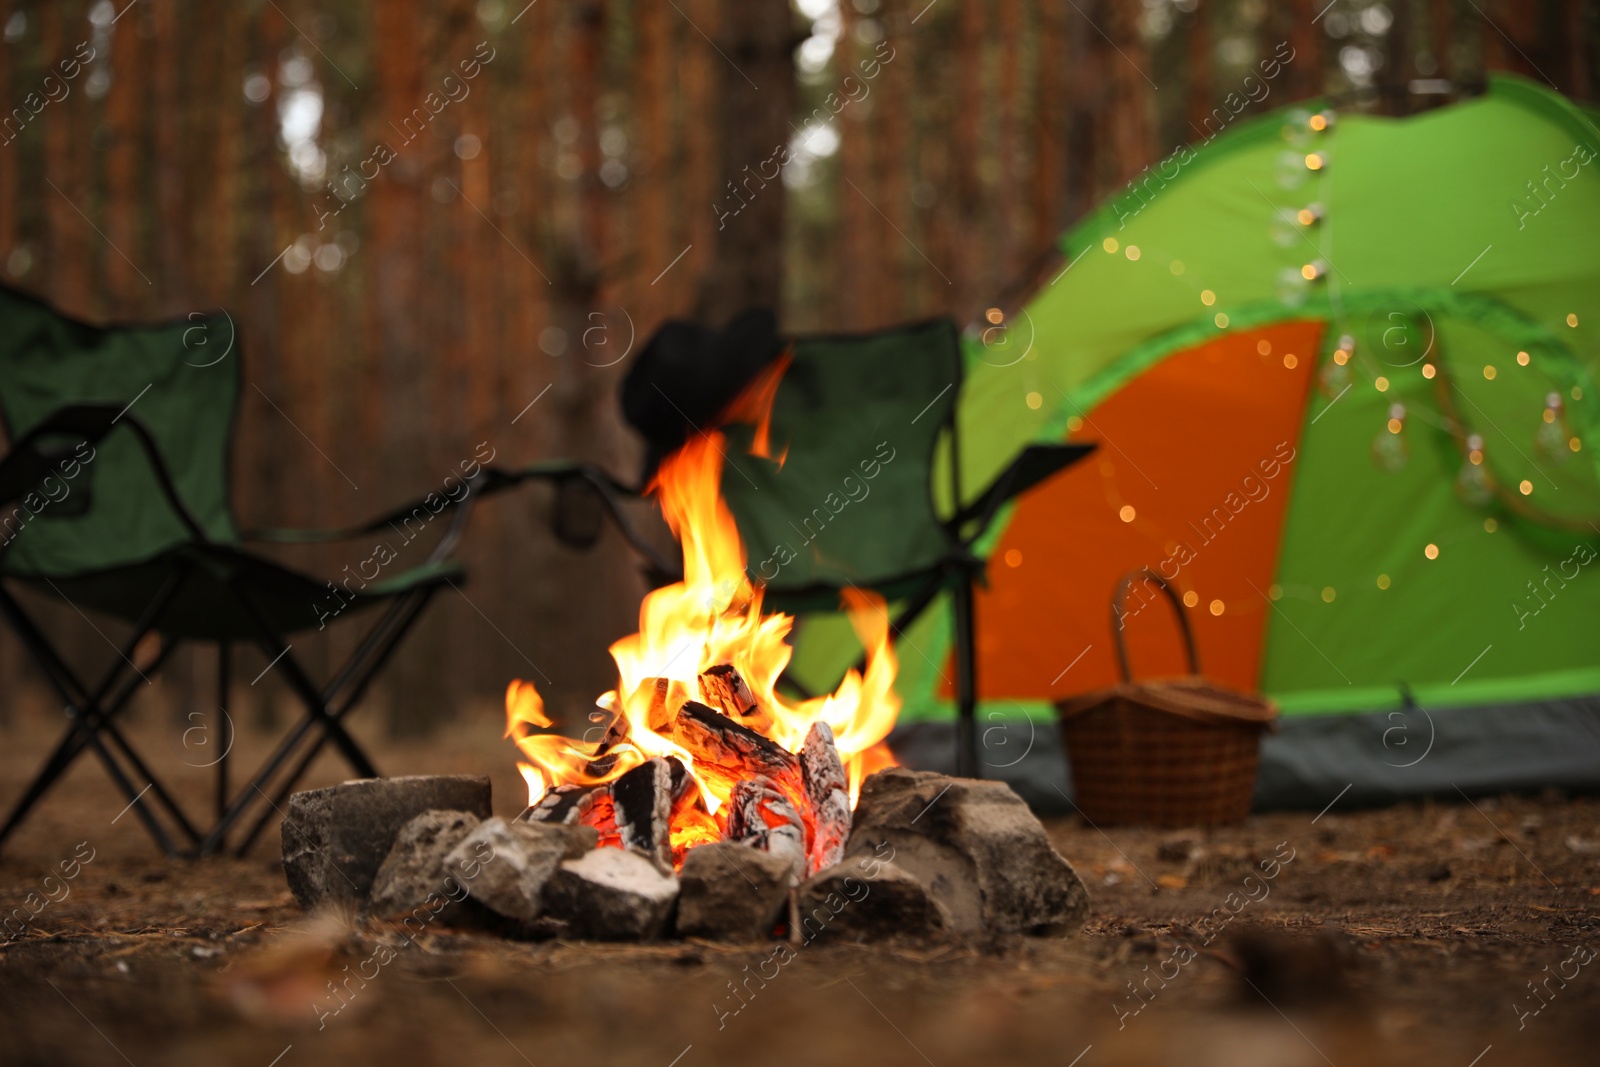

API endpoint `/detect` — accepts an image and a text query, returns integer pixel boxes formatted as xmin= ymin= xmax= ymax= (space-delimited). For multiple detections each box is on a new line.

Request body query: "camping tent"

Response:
xmin=785 ymin=74 xmax=1600 ymax=809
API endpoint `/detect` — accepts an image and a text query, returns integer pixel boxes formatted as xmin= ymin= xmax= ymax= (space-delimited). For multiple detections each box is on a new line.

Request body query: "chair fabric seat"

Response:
xmin=14 ymin=546 xmax=464 ymax=641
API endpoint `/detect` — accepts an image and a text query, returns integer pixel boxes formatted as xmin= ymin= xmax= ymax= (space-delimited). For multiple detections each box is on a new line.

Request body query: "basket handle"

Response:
xmin=1111 ymin=567 xmax=1201 ymax=683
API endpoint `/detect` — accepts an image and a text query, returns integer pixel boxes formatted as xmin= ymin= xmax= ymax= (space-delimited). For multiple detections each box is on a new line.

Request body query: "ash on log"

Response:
xmin=800 ymin=721 xmax=851 ymax=876
xmin=612 ymin=757 xmax=673 ymax=871
xmin=725 ymin=776 xmax=806 ymax=882
xmin=672 ymin=700 xmax=803 ymax=809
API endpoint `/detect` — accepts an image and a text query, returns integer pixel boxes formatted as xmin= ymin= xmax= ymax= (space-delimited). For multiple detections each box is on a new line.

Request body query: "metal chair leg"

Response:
xmin=953 ymin=572 xmax=979 ymax=779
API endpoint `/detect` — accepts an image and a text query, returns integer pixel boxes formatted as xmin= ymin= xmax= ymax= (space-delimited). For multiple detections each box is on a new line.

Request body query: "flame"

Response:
xmin=505 ymin=359 xmax=900 ymax=857
xmin=718 ymin=350 xmax=792 ymax=468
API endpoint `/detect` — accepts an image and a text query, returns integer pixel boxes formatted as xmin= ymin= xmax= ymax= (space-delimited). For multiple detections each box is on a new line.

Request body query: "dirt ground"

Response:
xmin=0 ymin=702 xmax=1596 ymax=1067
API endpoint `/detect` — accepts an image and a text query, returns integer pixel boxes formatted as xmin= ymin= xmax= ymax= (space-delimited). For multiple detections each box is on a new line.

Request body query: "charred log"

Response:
xmin=800 ymin=720 xmax=851 ymax=876
xmin=671 ymin=700 xmax=803 ymax=808
xmin=577 ymin=788 xmax=621 ymax=850
xmin=584 ymin=708 xmax=632 ymax=777
xmin=522 ymin=783 xmax=602 ymax=827
xmin=612 ymin=757 xmax=673 ymax=871
xmin=699 ymin=664 xmax=757 ymax=717
xmin=633 ymin=677 xmax=690 ymax=733
xmin=725 ymin=776 xmax=806 ymax=882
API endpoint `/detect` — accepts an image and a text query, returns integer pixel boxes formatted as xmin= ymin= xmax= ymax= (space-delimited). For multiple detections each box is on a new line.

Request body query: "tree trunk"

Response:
xmin=694 ymin=0 xmax=795 ymax=327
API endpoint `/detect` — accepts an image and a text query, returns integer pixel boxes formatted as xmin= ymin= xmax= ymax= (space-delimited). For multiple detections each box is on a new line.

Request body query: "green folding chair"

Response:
xmin=592 ymin=313 xmax=1095 ymax=775
xmin=0 ymin=284 xmax=476 ymax=857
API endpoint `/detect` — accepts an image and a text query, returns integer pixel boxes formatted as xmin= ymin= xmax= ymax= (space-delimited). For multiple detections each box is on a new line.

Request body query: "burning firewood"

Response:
xmin=664 ymin=756 xmax=701 ymax=818
xmin=633 ymin=677 xmax=690 ymax=733
xmin=699 ymin=664 xmax=756 ymax=716
xmin=671 ymin=700 xmax=804 ymax=809
xmin=522 ymin=784 xmax=601 ymax=826
xmin=584 ymin=709 xmax=631 ymax=777
xmin=611 ymin=757 xmax=673 ymax=871
xmin=800 ymin=720 xmax=851 ymax=876
xmin=725 ymin=776 xmax=806 ymax=882
xmin=578 ymin=789 xmax=621 ymax=850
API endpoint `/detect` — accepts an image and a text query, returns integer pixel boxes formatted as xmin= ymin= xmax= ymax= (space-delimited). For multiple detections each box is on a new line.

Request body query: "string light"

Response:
xmin=1536 ymin=392 xmax=1572 ymax=464
xmin=985 ymin=307 xmax=1004 ymax=324
xmin=1373 ymin=402 xmax=1407 ymax=470
xmin=1183 ymin=590 xmax=1199 ymax=607
xmin=1422 ymin=363 xmax=1436 ymax=379
xmin=1125 ymin=245 xmax=1141 ymax=260
xmin=1457 ymin=433 xmax=1492 ymax=505
xmin=1321 ymin=334 xmax=1355 ymax=396
xmin=1119 ymin=505 xmax=1136 ymax=522
xmin=1103 ymin=237 xmax=1119 ymax=253
xmin=1517 ymin=350 xmax=1530 ymax=366
xmin=1321 ymin=587 xmax=1336 ymax=602
xmin=1305 ymin=152 xmax=1326 ymax=171
xmin=1200 ymin=289 xmax=1216 ymax=306
xmin=1376 ymin=574 xmax=1391 ymax=589
xmin=1209 ymin=599 xmax=1225 ymax=616
xmin=1425 ymin=543 xmax=1439 ymax=559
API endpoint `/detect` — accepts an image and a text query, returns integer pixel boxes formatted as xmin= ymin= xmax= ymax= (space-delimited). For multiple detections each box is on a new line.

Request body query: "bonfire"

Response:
xmin=504 ymin=374 xmax=900 ymax=874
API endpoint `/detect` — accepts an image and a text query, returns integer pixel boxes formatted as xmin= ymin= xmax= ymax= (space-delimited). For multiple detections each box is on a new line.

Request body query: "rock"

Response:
xmin=443 ymin=816 xmax=598 ymax=922
xmin=844 ymin=768 xmax=1089 ymax=937
xmin=370 ymin=810 xmax=482 ymax=916
xmin=797 ymin=858 xmax=952 ymax=942
xmin=543 ymin=847 xmax=679 ymax=940
xmin=675 ymin=842 xmax=793 ymax=941
xmin=281 ymin=775 xmax=493 ymax=911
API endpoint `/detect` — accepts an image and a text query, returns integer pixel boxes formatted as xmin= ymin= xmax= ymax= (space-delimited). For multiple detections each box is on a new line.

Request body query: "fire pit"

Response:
xmin=282 ymin=386 xmax=1089 ymax=942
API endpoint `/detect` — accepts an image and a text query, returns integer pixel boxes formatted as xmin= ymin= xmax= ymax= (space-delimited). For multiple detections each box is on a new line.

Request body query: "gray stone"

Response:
xmin=370 ymin=809 xmax=482 ymax=916
xmin=675 ymin=842 xmax=793 ymax=941
xmin=443 ymin=815 xmax=598 ymax=922
xmin=281 ymin=775 xmax=493 ymax=912
xmin=797 ymin=858 xmax=952 ymax=942
xmin=543 ymin=847 xmax=679 ymax=941
xmin=844 ymin=768 xmax=1089 ymax=937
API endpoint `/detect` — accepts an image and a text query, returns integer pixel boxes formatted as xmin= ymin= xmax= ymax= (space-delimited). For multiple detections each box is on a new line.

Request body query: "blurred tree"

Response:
xmin=695 ymin=0 xmax=797 ymax=327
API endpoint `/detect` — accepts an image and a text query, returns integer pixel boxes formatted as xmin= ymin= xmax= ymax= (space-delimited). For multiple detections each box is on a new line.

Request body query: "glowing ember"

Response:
xmin=505 ymin=363 xmax=900 ymax=869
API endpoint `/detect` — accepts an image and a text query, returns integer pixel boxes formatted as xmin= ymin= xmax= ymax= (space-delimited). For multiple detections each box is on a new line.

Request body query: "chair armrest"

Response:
xmin=244 ymin=459 xmax=676 ymax=577
xmin=955 ymin=442 xmax=1097 ymax=545
xmin=0 ymin=403 xmax=210 ymax=543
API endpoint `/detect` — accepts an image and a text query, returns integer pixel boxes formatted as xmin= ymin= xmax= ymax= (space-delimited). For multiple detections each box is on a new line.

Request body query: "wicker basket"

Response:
xmin=1057 ymin=569 xmax=1276 ymax=827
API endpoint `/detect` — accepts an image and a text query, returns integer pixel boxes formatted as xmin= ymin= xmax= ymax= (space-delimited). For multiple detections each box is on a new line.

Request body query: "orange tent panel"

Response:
xmin=953 ymin=319 xmax=1324 ymax=700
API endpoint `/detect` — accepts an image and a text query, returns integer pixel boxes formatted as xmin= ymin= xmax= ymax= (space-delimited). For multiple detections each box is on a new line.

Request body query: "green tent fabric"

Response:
xmin=784 ymin=75 xmax=1600 ymax=807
